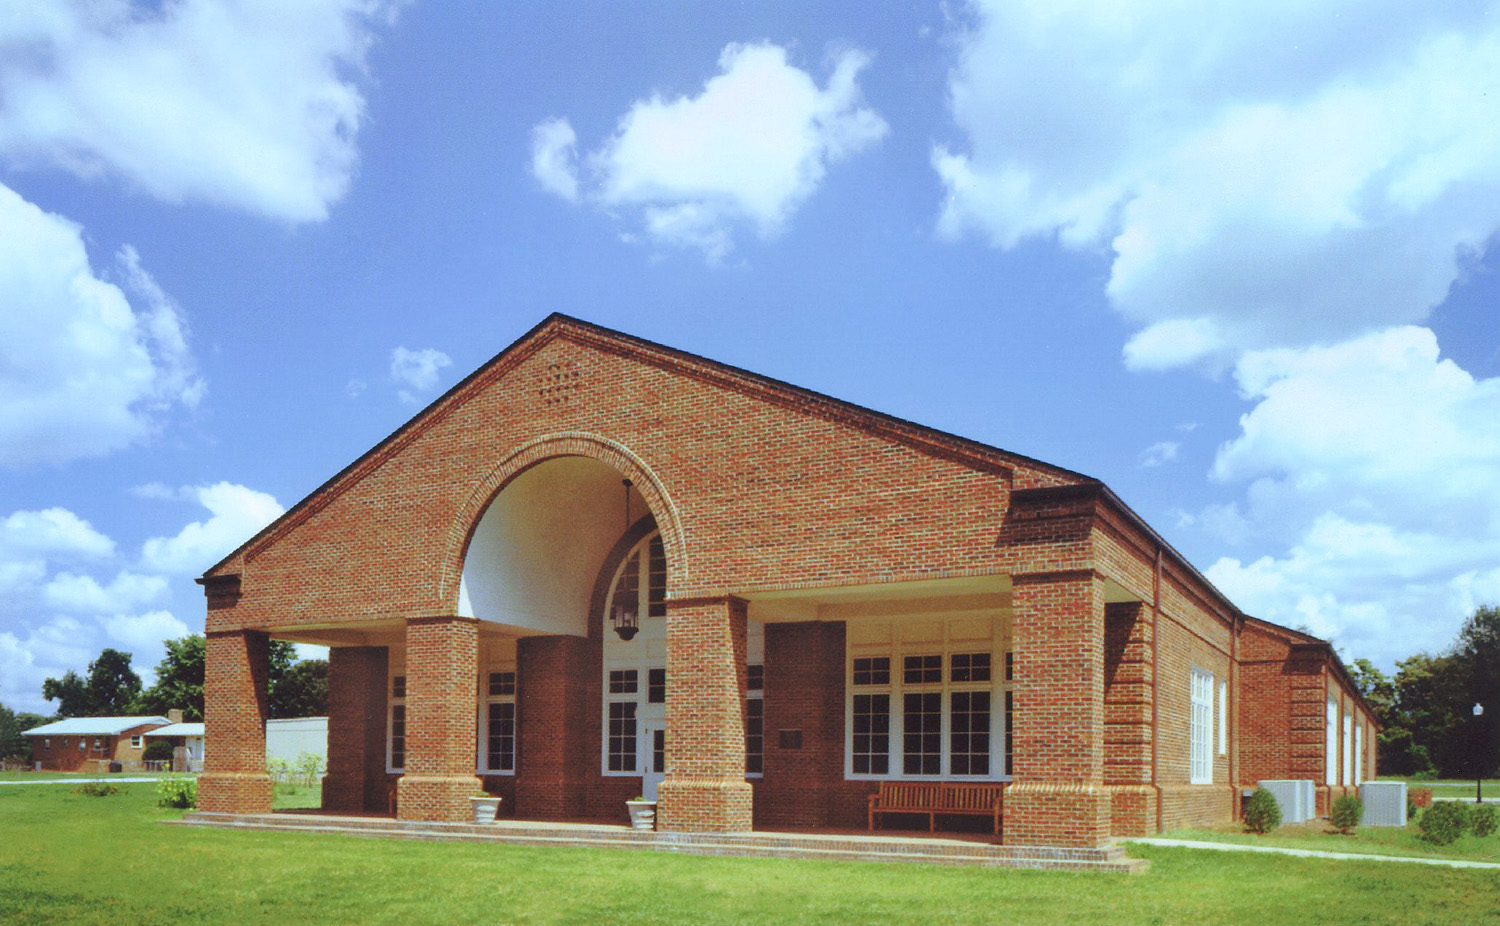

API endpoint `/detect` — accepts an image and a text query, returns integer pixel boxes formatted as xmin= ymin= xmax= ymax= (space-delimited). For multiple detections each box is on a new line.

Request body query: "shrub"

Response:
xmin=142 ymin=740 xmax=175 ymax=763
xmin=1407 ymin=796 xmax=1420 ymax=822
xmin=156 ymin=777 xmax=197 ymax=809
xmin=1330 ymin=794 xmax=1363 ymax=834
xmin=1418 ymin=801 xmax=1471 ymax=845
xmin=1473 ymin=804 xmax=1498 ymax=838
xmin=1244 ymin=788 xmax=1281 ymax=834
xmin=1409 ymin=787 xmax=1433 ymax=809
xmin=73 ymin=782 xmax=119 ymax=797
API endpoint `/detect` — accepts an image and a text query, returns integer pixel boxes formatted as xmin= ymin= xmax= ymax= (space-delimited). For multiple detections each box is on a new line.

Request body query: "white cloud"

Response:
xmin=0 ymin=187 xmax=203 ymax=467
xmin=101 ymin=610 xmax=190 ymax=666
xmin=937 ymin=1 xmax=1500 ymax=367
xmin=536 ymin=42 xmax=887 ymax=260
xmin=43 ymin=571 xmax=169 ymax=613
xmin=1139 ymin=441 xmax=1179 ymax=468
xmin=0 ymin=0 xmax=398 ymax=222
xmin=0 ymin=616 xmax=96 ymax=714
xmin=531 ymin=117 xmax=579 ymax=202
xmin=140 ymin=482 xmax=284 ymax=575
xmin=390 ymin=346 xmax=452 ymax=405
xmin=0 ymin=507 xmax=114 ymax=560
xmin=1201 ymin=326 xmax=1500 ymax=665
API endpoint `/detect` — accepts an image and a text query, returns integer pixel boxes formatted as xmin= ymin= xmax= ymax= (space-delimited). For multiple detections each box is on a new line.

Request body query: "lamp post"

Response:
xmin=1476 ymin=703 xmax=1486 ymax=804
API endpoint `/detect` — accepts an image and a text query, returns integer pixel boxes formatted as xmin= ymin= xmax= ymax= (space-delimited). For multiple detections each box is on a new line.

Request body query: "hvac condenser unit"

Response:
xmin=1359 ymin=781 xmax=1408 ymax=827
xmin=1256 ymin=779 xmax=1315 ymax=823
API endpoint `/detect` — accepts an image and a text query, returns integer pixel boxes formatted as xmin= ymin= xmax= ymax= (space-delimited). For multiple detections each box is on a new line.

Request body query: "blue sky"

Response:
xmin=2 ymin=1 xmax=1498 ymax=714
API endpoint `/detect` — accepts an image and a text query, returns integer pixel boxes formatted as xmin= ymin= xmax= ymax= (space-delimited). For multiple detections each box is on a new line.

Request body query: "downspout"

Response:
xmin=1152 ymin=544 xmax=1164 ymax=834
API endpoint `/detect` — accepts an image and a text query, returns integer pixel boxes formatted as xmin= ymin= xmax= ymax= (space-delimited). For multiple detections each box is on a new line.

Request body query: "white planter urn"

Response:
xmin=625 ymin=799 xmax=657 ymax=831
xmin=470 ymin=795 xmax=502 ymax=824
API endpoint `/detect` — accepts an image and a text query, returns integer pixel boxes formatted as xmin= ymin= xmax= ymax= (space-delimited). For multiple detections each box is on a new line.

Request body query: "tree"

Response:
xmin=1452 ymin=605 xmax=1499 ymax=778
xmin=40 ymin=671 xmax=91 ymax=717
xmin=0 ymin=703 xmax=49 ymax=760
xmin=271 ymin=656 xmax=328 ymax=718
xmin=133 ymin=635 xmax=205 ymax=721
xmin=84 ymin=648 xmax=142 ymax=714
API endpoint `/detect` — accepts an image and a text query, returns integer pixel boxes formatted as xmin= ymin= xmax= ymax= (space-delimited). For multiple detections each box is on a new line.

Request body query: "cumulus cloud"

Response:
xmin=0 ymin=507 xmax=114 ymax=560
xmin=937 ymin=1 xmax=1500 ymax=368
xmin=1139 ymin=441 xmax=1179 ymax=468
xmin=140 ymin=482 xmax=284 ymax=575
xmin=43 ymin=571 xmax=169 ymax=613
xmin=102 ymin=610 xmax=191 ymax=659
xmin=535 ymin=42 xmax=887 ymax=261
xmin=1202 ymin=327 xmax=1500 ymax=664
xmin=0 ymin=0 xmax=398 ymax=222
xmin=390 ymin=346 xmax=452 ymax=405
xmin=0 ymin=188 xmax=203 ymax=467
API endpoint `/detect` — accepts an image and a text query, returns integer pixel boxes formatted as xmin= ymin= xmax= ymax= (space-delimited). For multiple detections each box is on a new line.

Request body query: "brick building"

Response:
xmin=24 ymin=715 xmax=171 ymax=772
xmin=198 ymin=315 xmax=1375 ymax=847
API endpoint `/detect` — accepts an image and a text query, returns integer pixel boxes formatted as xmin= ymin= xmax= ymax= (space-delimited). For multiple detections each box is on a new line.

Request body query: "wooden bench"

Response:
xmin=867 ymin=781 xmax=1003 ymax=835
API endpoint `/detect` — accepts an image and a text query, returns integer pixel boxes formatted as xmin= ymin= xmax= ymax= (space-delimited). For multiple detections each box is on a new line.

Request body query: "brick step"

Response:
xmin=174 ymin=812 xmax=1146 ymax=872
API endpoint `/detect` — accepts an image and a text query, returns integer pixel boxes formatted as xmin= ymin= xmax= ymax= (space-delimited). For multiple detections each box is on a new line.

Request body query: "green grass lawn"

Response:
xmin=2 ymin=786 xmax=1497 ymax=925
xmin=1144 ymin=818 xmax=1500 ymax=863
xmin=1387 ymin=777 xmax=1498 ymax=800
xmin=0 ymin=770 xmax=178 ymax=782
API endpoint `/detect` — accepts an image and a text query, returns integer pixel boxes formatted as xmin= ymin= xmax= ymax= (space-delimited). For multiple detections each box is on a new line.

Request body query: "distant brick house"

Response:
xmin=24 ymin=716 xmax=171 ymax=772
xmin=197 ymin=315 xmax=1375 ymax=847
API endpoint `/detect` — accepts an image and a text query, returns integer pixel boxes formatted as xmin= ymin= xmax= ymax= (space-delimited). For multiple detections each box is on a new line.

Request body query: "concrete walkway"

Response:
xmin=0 ymin=777 xmax=163 ymax=786
xmin=1130 ymin=837 xmax=1500 ymax=870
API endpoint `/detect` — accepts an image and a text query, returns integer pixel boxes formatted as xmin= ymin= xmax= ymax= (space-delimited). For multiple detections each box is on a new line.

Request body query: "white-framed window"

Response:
xmin=387 ymin=673 xmax=406 ymax=773
xmin=1354 ymin=721 xmax=1363 ymax=785
xmin=1217 ymin=680 xmax=1228 ymax=756
xmin=600 ymin=533 xmax=666 ymax=777
xmin=480 ymin=670 xmax=517 ymax=775
xmin=1342 ymin=710 xmax=1353 ymax=786
xmin=1325 ymin=696 xmax=1338 ymax=786
xmin=42 ymin=738 xmax=50 ymax=751
xmin=78 ymin=739 xmax=86 ymax=752
xmin=845 ymin=617 xmax=1005 ymax=782
xmin=1190 ymin=667 xmax=1214 ymax=784
xmin=131 ymin=735 xmax=142 ymax=748
xmin=746 ymin=664 xmax=764 ymax=777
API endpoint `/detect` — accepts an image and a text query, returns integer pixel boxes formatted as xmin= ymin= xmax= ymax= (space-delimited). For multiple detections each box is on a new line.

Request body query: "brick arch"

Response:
xmin=437 ymin=432 xmax=687 ymax=610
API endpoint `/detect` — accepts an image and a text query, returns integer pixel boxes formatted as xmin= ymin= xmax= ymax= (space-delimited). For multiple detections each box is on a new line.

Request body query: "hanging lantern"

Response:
xmin=613 ymin=478 xmax=639 ymax=641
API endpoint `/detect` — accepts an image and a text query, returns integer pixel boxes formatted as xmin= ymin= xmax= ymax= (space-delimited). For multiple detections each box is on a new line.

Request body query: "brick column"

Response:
xmin=760 ymin=621 xmax=845 ymax=829
xmin=200 ymin=629 xmax=273 ymax=814
xmin=397 ymin=616 xmax=481 ymax=822
xmin=1005 ymin=570 xmax=1110 ymax=847
xmin=657 ymin=596 xmax=753 ymax=832
xmin=516 ymin=634 xmax=591 ymax=819
xmin=322 ymin=646 xmax=388 ymax=814
xmin=1103 ymin=600 xmax=1156 ymax=836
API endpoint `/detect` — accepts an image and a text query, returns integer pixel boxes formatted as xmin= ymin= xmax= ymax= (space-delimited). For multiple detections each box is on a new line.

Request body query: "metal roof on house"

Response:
xmin=145 ymin=723 xmax=204 ymax=738
xmin=22 ymin=716 xmax=171 ymax=737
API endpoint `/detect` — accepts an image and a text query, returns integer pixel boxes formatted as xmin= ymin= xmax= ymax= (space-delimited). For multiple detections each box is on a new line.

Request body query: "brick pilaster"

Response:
xmin=199 ymin=629 xmax=273 ymax=814
xmin=1005 ymin=570 xmax=1110 ymax=847
xmin=759 ymin=621 xmax=845 ymax=829
xmin=657 ymin=596 xmax=753 ymax=832
xmin=322 ymin=646 xmax=389 ymax=813
xmin=1103 ymin=600 xmax=1157 ymax=836
xmin=516 ymin=634 xmax=591 ymax=818
xmin=397 ymin=616 xmax=480 ymax=822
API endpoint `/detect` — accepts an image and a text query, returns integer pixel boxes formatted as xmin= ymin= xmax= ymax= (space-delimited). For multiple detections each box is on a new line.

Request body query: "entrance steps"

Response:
xmin=174 ymin=812 xmax=1146 ymax=872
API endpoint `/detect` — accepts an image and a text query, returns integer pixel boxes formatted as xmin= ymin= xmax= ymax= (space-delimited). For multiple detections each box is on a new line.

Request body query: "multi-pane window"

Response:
xmin=1190 ymin=667 xmax=1213 ymax=784
xmin=1342 ymin=712 xmax=1353 ymax=786
xmin=1003 ymin=690 xmax=1014 ymax=776
xmin=647 ymin=668 xmax=666 ymax=704
xmin=482 ymin=670 xmax=517 ymax=774
xmin=609 ymin=669 xmax=638 ymax=694
xmin=1217 ymin=680 xmax=1228 ymax=755
xmin=1354 ymin=722 xmax=1363 ymax=785
xmin=852 ymin=693 xmax=891 ymax=774
xmin=608 ymin=701 xmax=637 ymax=772
xmin=745 ymin=664 xmax=764 ymax=776
xmin=647 ymin=535 xmax=666 ymax=618
xmin=389 ymin=674 xmax=407 ymax=771
xmin=850 ymin=648 xmax=1000 ymax=780
xmin=1325 ymin=697 xmax=1338 ymax=786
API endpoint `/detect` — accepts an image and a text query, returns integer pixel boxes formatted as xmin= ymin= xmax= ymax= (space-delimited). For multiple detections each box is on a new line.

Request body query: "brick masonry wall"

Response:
xmin=1005 ymin=570 xmax=1110 ymax=848
xmin=397 ymin=616 xmax=481 ymax=823
xmin=323 ymin=646 xmax=388 ymax=813
xmin=656 ymin=597 xmax=752 ymax=832
xmin=515 ymin=634 xmax=592 ymax=819
xmin=1104 ymin=600 xmax=1156 ymax=836
xmin=1154 ymin=583 xmax=1237 ymax=832
xmin=200 ymin=630 xmax=273 ymax=813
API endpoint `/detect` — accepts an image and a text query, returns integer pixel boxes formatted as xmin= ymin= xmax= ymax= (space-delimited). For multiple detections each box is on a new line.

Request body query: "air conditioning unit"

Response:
xmin=1256 ymin=779 xmax=1315 ymax=823
xmin=1359 ymin=781 xmax=1407 ymax=827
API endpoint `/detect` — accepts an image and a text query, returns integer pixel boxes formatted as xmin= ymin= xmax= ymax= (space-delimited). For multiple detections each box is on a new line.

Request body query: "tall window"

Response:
xmin=1325 ymin=697 xmax=1338 ymax=786
xmin=1353 ymin=721 xmax=1363 ymax=785
xmin=388 ymin=674 xmax=406 ymax=772
xmin=746 ymin=664 xmax=764 ymax=776
xmin=847 ymin=644 xmax=1002 ymax=780
xmin=1217 ymin=680 xmax=1228 ymax=755
xmin=1342 ymin=711 xmax=1353 ymax=786
xmin=1190 ymin=667 xmax=1213 ymax=784
xmin=482 ymin=670 xmax=517 ymax=774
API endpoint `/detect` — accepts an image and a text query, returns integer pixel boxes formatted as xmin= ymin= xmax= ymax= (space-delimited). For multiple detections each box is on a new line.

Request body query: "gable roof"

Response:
xmin=144 ymin=722 xmax=204 ymax=738
xmin=23 ymin=716 xmax=170 ymax=737
xmin=201 ymin=313 xmax=1095 ymax=579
